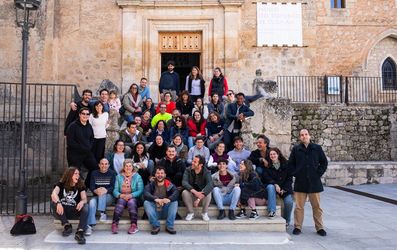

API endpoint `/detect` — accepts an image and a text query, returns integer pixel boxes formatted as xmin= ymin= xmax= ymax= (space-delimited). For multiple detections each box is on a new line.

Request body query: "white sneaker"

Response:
xmin=85 ymin=225 xmax=93 ymax=236
xmin=201 ymin=213 xmax=210 ymax=221
xmin=185 ymin=213 xmax=194 ymax=221
xmin=99 ymin=213 xmax=107 ymax=222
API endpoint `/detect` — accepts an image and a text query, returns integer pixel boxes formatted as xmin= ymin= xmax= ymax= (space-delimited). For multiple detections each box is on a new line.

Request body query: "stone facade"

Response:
xmin=1 ymin=1 xmax=397 ymax=98
xmin=291 ymin=104 xmax=397 ymax=161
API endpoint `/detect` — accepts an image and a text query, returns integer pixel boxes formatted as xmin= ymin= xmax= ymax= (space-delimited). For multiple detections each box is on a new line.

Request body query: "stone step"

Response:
xmin=104 ymin=205 xmax=282 ymax=218
xmin=54 ymin=216 xmax=286 ymax=232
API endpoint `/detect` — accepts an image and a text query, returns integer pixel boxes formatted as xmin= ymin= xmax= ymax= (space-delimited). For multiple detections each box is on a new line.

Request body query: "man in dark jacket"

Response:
xmin=119 ymin=121 xmax=143 ymax=155
xmin=144 ymin=166 xmax=179 ymax=235
xmin=182 ymin=155 xmax=213 ymax=221
xmin=248 ymin=134 xmax=271 ymax=176
xmin=64 ymin=89 xmax=92 ymax=135
xmin=289 ymin=129 xmax=328 ymax=236
xmin=66 ymin=107 xmax=98 ymax=187
xmin=223 ymin=92 xmax=254 ymax=151
xmin=157 ymin=145 xmax=186 ymax=189
xmin=159 ymin=60 xmax=179 ymax=100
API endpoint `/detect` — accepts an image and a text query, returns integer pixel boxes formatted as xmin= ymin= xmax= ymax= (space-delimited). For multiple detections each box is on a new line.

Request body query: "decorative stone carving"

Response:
xmin=96 ymin=79 xmax=121 ymax=96
xmin=253 ymin=69 xmax=278 ymax=98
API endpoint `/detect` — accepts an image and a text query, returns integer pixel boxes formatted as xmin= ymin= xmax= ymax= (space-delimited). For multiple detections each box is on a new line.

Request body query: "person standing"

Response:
xmin=208 ymin=67 xmax=228 ymax=100
xmin=144 ymin=166 xmax=179 ymax=235
xmin=185 ymin=66 xmax=205 ymax=103
xmin=159 ymin=60 xmax=179 ymax=100
xmin=66 ymin=107 xmax=98 ymax=187
xmin=289 ymin=129 xmax=328 ymax=236
xmin=89 ymin=101 xmax=109 ymax=162
xmin=138 ymin=77 xmax=150 ymax=102
xmin=64 ymin=89 xmax=92 ymax=135
xmin=182 ymin=155 xmax=213 ymax=221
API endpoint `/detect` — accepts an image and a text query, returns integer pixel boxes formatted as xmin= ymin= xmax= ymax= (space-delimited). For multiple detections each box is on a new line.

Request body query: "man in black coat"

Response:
xmin=66 ymin=107 xmax=98 ymax=187
xmin=289 ymin=129 xmax=328 ymax=236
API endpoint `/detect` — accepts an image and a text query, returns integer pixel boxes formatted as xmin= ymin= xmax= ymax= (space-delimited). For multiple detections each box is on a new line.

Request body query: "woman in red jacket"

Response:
xmin=187 ymin=110 xmax=207 ymax=148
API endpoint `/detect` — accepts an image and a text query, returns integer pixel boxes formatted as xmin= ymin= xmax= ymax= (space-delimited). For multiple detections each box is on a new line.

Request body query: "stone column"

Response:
xmin=121 ymin=7 xmax=137 ymax=94
xmin=221 ymin=2 xmax=242 ymax=87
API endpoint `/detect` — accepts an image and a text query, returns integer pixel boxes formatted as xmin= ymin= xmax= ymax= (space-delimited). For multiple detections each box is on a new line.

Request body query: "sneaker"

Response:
xmin=217 ymin=209 xmax=225 ymax=220
xmin=249 ymin=210 xmax=259 ymax=220
xmin=150 ymin=227 xmax=160 ymax=235
xmin=99 ymin=213 xmax=107 ymax=222
xmin=228 ymin=209 xmax=236 ymax=220
xmin=166 ymin=227 xmax=177 ymax=235
xmin=62 ymin=224 xmax=72 ymax=237
xmin=74 ymin=230 xmax=86 ymax=244
xmin=128 ymin=223 xmax=139 ymax=234
xmin=85 ymin=225 xmax=93 ymax=236
xmin=236 ymin=209 xmax=247 ymax=219
xmin=185 ymin=213 xmax=194 ymax=221
xmin=292 ymin=228 xmax=301 ymax=235
xmin=317 ymin=229 xmax=327 ymax=236
xmin=111 ymin=222 xmax=118 ymax=234
xmin=201 ymin=213 xmax=210 ymax=221
xmin=268 ymin=211 xmax=276 ymax=218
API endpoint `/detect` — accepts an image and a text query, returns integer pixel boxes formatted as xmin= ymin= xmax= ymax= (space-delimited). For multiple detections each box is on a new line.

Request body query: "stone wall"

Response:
xmin=291 ymin=104 xmax=397 ymax=161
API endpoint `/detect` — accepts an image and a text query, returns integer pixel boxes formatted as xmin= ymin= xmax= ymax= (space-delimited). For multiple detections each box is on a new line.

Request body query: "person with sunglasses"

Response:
xmin=65 ymin=107 xmax=98 ymax=187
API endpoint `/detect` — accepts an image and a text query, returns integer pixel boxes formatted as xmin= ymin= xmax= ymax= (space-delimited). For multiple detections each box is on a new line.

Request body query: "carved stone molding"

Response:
xmin=116 ymin=0 xmax=245 ymax=8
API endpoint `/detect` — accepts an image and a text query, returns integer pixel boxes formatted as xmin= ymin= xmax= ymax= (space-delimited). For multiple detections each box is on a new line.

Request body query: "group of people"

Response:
xmin=57 ymin=63 xmax=328 ymax=244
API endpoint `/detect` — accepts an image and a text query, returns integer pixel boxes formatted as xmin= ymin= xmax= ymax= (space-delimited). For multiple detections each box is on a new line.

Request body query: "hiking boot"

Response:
xmin=62 ymin=224 xmax=72 ymax=237
xmin=74 ymin=230 xmax=86 ymax=244
xmin=292 ymin=228 xmax=301 ymax=235
xmin=150 ymin=227 xmax=160 ymax=235
xmin=217 ymin=209 xmax=225 ymax=220
xmin=228 ymin=209 xmax=236 ymax=220
xmin=128 ymin=223 xmax=139 ymax=234
xmin=236 ymin=209 xmax=247 ymax=219
xmin=111 ymin=222 xmax=118 ymax=234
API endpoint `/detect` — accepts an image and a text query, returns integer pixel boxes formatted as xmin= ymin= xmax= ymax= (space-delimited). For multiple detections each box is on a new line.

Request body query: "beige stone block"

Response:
xmin=353 ymin=177 xmax=368 ymax=185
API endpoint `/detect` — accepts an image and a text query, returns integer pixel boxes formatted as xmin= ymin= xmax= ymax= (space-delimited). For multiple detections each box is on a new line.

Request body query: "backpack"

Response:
xmin=10 ymin=214 xmax=36 ymax=235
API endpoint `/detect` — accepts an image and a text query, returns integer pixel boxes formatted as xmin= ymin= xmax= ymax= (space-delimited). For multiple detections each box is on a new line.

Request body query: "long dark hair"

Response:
xmin=173 ymin=115 xmax=186 ymax=129
xmin=178 ymin=90 xmax=191 ymax=104
xmin=60 ymin=167 xmax=85 ymax=191
xmin=113 ymin=139 xmax=125 ymax=152
xmin=129 ymin=83 xmax=139 ymax=97
xmin=132 ymin=141 xmax=148 ymax=161
xmin=92 ymin=101 xmax=103 ymax=118
xmin=269 ymin=147 xmax=288 ymax=165
xmin=239 ymin=160 xmax=257 ymax=182
xmin=192 ymin=110 xmax=204 ymax=132
xmin=155 ymin=120 xmax=167 ymax=131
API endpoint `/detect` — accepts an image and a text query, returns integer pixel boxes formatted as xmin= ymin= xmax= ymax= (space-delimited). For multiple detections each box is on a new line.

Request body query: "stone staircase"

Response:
xmin=54 ymin=205 xmax=286 ymax=232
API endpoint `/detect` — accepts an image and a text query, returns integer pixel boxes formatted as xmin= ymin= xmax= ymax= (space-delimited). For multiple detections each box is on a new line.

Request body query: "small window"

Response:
xmin=331 ymin=0 xmax=346 ymax=8
xmin=382 ymin=57 xmax=397 ymax=90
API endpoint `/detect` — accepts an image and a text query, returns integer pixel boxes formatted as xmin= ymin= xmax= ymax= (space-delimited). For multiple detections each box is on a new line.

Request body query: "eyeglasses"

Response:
xmin=176 ymin=120 xmax=182 ymax=122
xmin=81 ymin=112 xmax=90 ymax=115
xmin=160 ymin=106 xmax=167 ymax=109
xmin=227 ymin=93 xmax=234 ymax=96
xmin=132 ymin=87 xmax=138 ymax=89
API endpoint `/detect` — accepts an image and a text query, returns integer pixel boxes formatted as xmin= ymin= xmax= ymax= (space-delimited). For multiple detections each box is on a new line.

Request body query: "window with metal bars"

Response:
xmin=382 ymin=57 xmax=397 ymax=90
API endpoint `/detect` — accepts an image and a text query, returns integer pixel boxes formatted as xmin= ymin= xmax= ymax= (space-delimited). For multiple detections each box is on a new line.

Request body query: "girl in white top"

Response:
xmin=89 ymin=101 xmax=109 ymax=162
xmin=185 ymin=66 xmax=205 ymax=103
xmin=191 ymin=97 xmax=209 ymax=119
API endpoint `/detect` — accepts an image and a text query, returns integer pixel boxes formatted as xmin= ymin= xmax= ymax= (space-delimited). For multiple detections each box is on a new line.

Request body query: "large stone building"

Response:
xmin=1 ymin=0 xmax=397 ymax=98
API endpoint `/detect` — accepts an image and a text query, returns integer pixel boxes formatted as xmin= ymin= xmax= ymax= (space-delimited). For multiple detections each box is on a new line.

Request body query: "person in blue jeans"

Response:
xmin=86 ymin=158 xmax=116 ymax=235
xmin=211 ymin=159 xmax=240 ymax=220
xmin=143 ymin=166 xmax=179 ymax=235
xmin=262 ymin=147 xmax=294 ymax=226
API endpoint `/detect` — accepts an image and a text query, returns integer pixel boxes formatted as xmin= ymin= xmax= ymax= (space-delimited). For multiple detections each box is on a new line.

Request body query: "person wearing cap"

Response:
xmin=159 ymin=60 xmax=180 ymax=101
xmin=211 ymin=159 xmax=240 ymax=220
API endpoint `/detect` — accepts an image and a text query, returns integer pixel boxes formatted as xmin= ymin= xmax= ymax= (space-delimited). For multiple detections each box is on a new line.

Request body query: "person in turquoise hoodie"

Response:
xmin=111 ymin=159 xmax=144 ymax=234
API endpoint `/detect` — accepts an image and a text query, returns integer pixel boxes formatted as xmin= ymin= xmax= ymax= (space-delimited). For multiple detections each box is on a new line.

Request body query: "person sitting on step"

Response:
xmin=86 ymin=158 xmax=116 ymax=235
xmin=50 ymin=167 xmax=88 ymax=244
xmin=211 ymin=159 xmax=241 ymax=220
xmin=111 ymin=159 xmax=144 ymax=234
xmin=236 ymin=160 xmax=268 ymax=220
xmin=144 ymin=166 xmax=179 ymax=235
